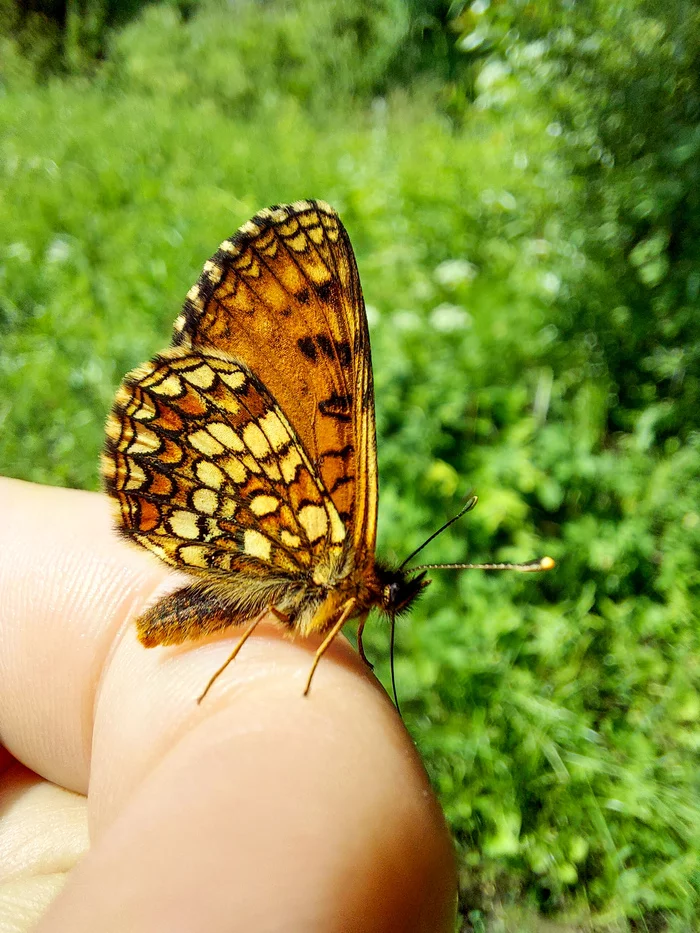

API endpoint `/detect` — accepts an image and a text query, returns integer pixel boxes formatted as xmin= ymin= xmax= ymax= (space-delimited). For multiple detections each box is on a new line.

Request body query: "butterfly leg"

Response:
xmin=355 ymin=613 xmax=373 ymax=670
xmin=303 ymin=598 xmax=357 ymax=697
xmin=197 ymin=606 xmax=275 ymax=704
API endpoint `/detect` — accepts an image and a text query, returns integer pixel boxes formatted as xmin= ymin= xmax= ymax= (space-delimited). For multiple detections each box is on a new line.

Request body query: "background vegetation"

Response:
xmin=2 ymin=0 xmax=699 ymax=929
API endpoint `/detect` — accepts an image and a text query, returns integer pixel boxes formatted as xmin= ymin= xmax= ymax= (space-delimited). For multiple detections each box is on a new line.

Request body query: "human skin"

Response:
xmin=0 ymin=477 xmax=456 ymax=932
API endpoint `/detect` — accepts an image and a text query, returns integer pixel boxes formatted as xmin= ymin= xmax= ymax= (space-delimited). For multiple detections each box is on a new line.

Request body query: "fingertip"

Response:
xmin=78 ymin=623 xmax=456 ymax=931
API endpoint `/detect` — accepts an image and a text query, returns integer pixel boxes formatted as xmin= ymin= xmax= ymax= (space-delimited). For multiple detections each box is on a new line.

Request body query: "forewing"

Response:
xmin=172 ymin=200 xmax=377 ymax=557
xmin=102 ymin=347 xmax=346 ymax=579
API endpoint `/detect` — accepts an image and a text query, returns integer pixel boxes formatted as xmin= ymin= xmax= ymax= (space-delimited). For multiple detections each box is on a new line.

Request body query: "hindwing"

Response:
xmin=103 ymin=347 xmax=347 ymax=578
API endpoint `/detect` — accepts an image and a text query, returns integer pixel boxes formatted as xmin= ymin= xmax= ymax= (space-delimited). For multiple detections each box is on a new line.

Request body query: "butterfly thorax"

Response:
xmin=299 ymin=547 xmax=429 ymax=638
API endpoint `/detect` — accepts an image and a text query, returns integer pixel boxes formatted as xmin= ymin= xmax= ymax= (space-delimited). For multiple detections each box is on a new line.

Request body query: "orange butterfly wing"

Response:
xmin=172 ymin=199 xmax=377 ymax=559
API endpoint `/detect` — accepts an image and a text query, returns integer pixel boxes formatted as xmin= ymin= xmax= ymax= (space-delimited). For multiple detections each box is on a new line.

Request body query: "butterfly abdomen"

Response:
xmin=135 ymin=573 xmax=316 ymax=647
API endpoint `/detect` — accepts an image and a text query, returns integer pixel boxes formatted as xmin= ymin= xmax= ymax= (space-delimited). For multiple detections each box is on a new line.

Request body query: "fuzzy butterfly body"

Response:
xmin=103 ymin=200 xmax=425 ymax=695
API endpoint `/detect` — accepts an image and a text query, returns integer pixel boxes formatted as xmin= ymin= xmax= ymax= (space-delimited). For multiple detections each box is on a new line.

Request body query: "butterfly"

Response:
xmin=102 ymin=200 xmax=553 ymax=704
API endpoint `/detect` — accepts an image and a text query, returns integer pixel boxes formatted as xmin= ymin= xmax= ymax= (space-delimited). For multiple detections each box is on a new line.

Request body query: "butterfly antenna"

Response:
xmin=399 ymin=496 xmax=478 ymax=571
xmin=389 ymin=611 xmax=402 ymax=717
xmin=409 ymin=555 xmax=556 ymax=573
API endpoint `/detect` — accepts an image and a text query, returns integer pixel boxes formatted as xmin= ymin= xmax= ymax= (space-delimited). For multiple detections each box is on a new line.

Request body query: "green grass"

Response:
xmin=1 ymin=2 xmax=699 ymax=929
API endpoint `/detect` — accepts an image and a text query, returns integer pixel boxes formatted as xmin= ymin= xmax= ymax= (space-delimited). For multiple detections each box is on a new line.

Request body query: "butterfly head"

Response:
xmin=377 ymin=565 xmax=430 ymax=617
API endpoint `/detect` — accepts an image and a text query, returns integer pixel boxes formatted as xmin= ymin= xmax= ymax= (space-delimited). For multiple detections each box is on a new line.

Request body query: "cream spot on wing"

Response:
xmin=219 ymin=239 xmax=238 ymax=255
xmin=239 ymin=454 xmax=262 ymax=476
xmin=278 ymin=218 xmax=300 ymax=237
xmin=169 ymin=510 xmax=200 ymax=540
xmin=218 ymin=370 xmax=246 ymax=391
xmin=125 ymin=461 xmax=147 ymax=491
xmin=169 ymin=355 xmax=190 ymax=371
xmin=297 ymin=207 xmax=317 ymax=226
xmin=259 ymin=238 xmax=278 ymax=257
xmin=113 ymin=464 xmax=128 ymax=486
xmin=178 ymin=545 xmax=210 ymax=569
xmin=133 ymin=397 xmax=157 ymax=421
xmin=173 ymin=314 xmax=186 ymax=332
xmin=244 ymin=529 xmax=272 ymax=562
xmin=328 ymin=506 xmax=346 ymax=544
xmin=208 ymin=422 xmax=245 ymax=451
xmin=298 ymin=504 xmax=328 ymax=543
xmin=219 ymin=499 xmax=237 ymax=519
xmin=279 ymin=447 xmax=302 ymax=483
xmin=115 ymin=385 xmax=134 ymax=408
xmin=202 ymin=517 xmax=220 ymax=542
xmin=260 ymin=460 xmax=281 ymax=481
xmin=196 ymin=460 xmax=225 ymax=489
xmin=183 ymin=365 xmax=216 ymax=389
xmin=189 ymin=429 xmax=224 ymax=457
xmin=193 ymin=488 xmax=219 ymax=515
xmin=239 ymin=257 xmax=261 ymax=278
xmin=250 ymin=495 xmax=280 ymax=516
xmin=258 ymin=410 xmax=289 ymax=451
xmin=202 ymin=260 xmax=222 ymax=281
xmin=220 ymin=455 xmax=247 ymax=484
xmin=105 ymin=413 xmax=123 ymax=442
xmin=211 ymin=358 xmax=237 ymax=372
xmin=129 ymin=424 xmax=161 ymax=454
xmin=280 ymin=530 xmax=301 ymax=549
xmin=151 ymin=373 xmax=183 ymax=397
xmin=321 ymin=216 xmax=339 ymax=242
xmin=138 ymin=538 xmax=169 ymax=562
xmin=101 ymin=452 xmax=115 ymax=481
xmin=242 ymin=422 xmax=271 ymax=459
xmin=240 ymin=220 xmax=261 ymax=236
xmin=186 ymin=286 xmax=204 ymax=309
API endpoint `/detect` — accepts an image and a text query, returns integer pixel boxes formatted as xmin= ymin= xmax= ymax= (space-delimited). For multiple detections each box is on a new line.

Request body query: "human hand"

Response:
xmin=0 ymin=477 xmax=456 ymax=932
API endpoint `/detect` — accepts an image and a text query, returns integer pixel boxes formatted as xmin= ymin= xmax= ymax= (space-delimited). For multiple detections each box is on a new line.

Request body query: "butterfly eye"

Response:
xmin=382 ymin=582 xmax=399 ymax=607
xmin=382 ymin=579 xmax=419 ymax=613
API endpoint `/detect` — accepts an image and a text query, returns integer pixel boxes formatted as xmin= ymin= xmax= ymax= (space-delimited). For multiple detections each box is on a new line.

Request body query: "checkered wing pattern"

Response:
xmin=102 ymin=201 xmax=378 ymax=647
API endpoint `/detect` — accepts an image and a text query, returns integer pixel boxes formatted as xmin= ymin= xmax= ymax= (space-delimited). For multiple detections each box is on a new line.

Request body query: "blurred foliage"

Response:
xmin=104 ymin=0 xmax=411 ymax=111
xmin=1 ymin=0 xmax=699 ymax=930
xmin=453 ymin=0 xmax=700 ymax=443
